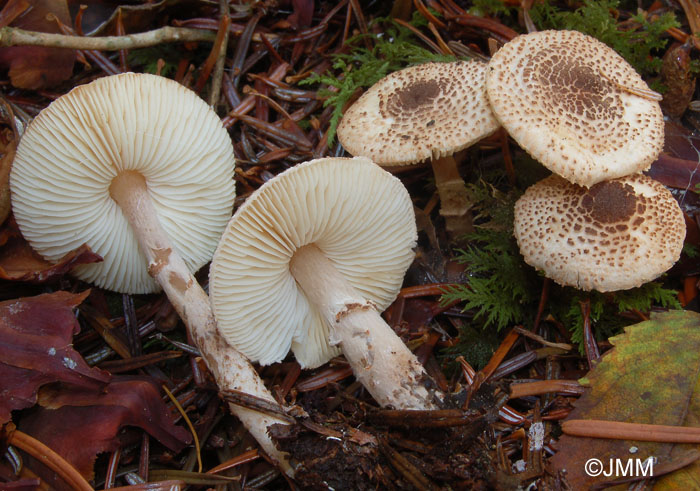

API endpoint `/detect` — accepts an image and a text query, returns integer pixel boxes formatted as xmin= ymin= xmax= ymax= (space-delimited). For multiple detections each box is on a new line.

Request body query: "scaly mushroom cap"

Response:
xmin=11 ymin=73 xmax=236 ymax=294
xmin=486 ymin=30 xmax=664 ymax=187
xmin=209 ymin=157 xmax=417 ymax=368
xmin=514 ymin=173 xmax=685 ymax=292
xmin=337 ymin=61 xmax=500 ymax=165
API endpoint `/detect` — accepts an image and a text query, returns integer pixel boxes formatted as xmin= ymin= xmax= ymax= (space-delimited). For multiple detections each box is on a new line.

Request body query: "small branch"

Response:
xmin=509 ymin=380 xmax=584 ymax=399
xmin=7 ymin=428 xmax=93 ymax=491
xmin=513 ymin=325 xmax=572 ymax=351
xmin=220 ymin=389 xmax=295 ymax=423
xmin=209 ymin=0 xmax=231 ymax=107
xmin=563 ymin=419 xmax=700 ymax=443
xmin=0 ymin=25 xmax=216 ymax=50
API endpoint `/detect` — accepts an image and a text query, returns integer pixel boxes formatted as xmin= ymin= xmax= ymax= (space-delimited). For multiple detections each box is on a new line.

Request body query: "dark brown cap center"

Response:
xmin=384 ymin=79 xmax=441 ymax=116
xmin=579 ymin=181 xmax=638 ymax=223
xmin=524 ymin=49 xmax=621 ymax=123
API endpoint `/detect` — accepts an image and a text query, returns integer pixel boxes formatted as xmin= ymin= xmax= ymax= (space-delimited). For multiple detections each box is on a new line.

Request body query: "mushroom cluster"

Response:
xmin=484 ymin=30 xmax=684 ymax=291
xmin=335 ymin=30 xmax=684 ymax=291
xmin=8 ymin=28 xmax=687 ymax=479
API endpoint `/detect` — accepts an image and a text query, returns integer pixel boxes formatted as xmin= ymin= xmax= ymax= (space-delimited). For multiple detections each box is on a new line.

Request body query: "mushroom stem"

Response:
xmin=430 ymin=156 xmax=474 ymax=237
xmin=289 ymin=244 xmax=441 ymax=410
xmin=109 ymin=171 xmax=293 ymax=476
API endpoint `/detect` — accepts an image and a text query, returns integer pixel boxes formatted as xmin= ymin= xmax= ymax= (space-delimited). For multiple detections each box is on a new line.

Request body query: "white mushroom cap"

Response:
xmin=10 ymin=73 xmax=236 ymax=294
xmin=486 ymin=30 xmax=664 ymax=187
xmin=337 ymin=61 xmax=500 ymax=165
xmin=514 ymin=173 xmax=685 ymax=292
xmin=209 ymin=157 xmax=417 ymax=368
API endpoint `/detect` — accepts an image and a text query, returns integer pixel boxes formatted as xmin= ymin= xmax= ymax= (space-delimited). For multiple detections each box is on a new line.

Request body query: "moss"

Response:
xmin=530 ymin=0 xmax=679 ymax=76
xmin=128 ymin=45 xmax=183 ymax=78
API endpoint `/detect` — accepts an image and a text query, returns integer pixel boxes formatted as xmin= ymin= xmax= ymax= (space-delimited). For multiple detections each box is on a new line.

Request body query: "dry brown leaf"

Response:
xmin=21 ymin=376 xmax=191 ymax=488
xmin=0 ymin=0 xmax=76 ymax=89
xmin=0 ymin=290 xmax=109 ymax=425
xmin=0 ymin=221 xmax=102 ymax=282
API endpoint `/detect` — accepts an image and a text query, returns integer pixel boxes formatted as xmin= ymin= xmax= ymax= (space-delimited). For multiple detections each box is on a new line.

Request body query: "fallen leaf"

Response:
xmin=0 ymin=0 xmax=31 ymax=28
xmin=663 ymin=120 xmax=700 ymax=162
xmin=647 ymin=154 xmax=700 ymax=190
xmin=0 ymin=127 xmax=15 ymax=225
xmin=0 ymin=290 xmax=109 ymax=425
xmin=550 ymin=310 xmax=700 ymax=489
xmin=20 ymin=376 xmax=192 ymax=487
xmin=654 ymin=370 xmax=700 ymax=490
xmin=288 ymin=0 xmax=314 ymax=29
xmin=346 ymin=427 xmax=378 ymax=446
xmin=0 ymin=0 xmax=76 ymax=89
xmin=0 ymin=220 xmax=102 ymax=282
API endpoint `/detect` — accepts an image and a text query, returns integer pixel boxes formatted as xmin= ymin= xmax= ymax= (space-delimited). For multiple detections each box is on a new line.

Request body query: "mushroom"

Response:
xmin=337 ymin=61 xmax=500 ymax=237
xmin=486 ymin=30 xmax=664 ymax=188
xmin=513 ymin=173 xmax=685 ymax=292
xmin=10 ymin=73 xmax=293 ymax=474
xmin=210 ymin=157 xmax=442 ymax=410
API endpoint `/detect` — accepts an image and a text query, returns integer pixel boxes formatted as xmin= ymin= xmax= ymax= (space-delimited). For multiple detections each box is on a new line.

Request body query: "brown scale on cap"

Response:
xmin=514 ymin=174 xmax=685 ymax=292
xmin=338 ymin=61 xmax=499 ymax=165
xmin=487 ymin=30 xmax=664 ymax=187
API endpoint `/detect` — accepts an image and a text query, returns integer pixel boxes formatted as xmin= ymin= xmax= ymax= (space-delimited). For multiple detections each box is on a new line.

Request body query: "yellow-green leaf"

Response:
xmin=550 ymin=310 xmax=700 ymax=489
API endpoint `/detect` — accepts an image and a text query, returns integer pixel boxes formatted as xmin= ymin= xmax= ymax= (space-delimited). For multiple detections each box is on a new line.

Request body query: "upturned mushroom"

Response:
xmin=210 ymin=157 xmax=442 ymax=410
xmin=10 ymin=73 xmax=292 ymax=474
xmin=513 ymin=173 xmax=685 ymax=292
xmin=486 ymin=30 xmax=664 ymax=188
xmin=337 ymin=61 xmax=500 ymax=237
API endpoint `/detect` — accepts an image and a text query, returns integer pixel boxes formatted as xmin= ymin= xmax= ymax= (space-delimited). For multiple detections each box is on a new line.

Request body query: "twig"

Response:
xmin=0 ymin=25 xmax=216 ymax=50
xmin=209 ymin=0 xmax=231 ymax=107
xmin=163 ymin=384 xmax=202 ymax=473
xmin=514 ymin=326 xmax=572 ymax=351
xmin=379 ymin=437 xmax=436 ymax=490
xmin=194 ymin=12 xmax=231 ymax=95
xmin=220 ymin=389 xmax=295 ymax=423
xmin=369 ymin=408 xmax=484 ymax=428
xmin=509 ymin=380 xmax=584 ymax=399
xmin=6 ymin=426 xmax=93 ymax=491
xmin=207 ymin=449 xmax=260 ymax=474
xmin=563 ymin=419 xmax=700 ymax=443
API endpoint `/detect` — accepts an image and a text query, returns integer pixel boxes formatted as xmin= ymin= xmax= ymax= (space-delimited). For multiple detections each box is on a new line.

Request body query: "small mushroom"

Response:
xmin=10 ymin=73 xmax=293 ymax=474
xmin=210 ymin=157 xmax=442 ymax=410
xmin=486 ymin=30 xmax=664 ymax=188
xmin=514 ymin=173 xmax=685 ymax=292
xmin=337 ymin=61 xmax=500 ymax=237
